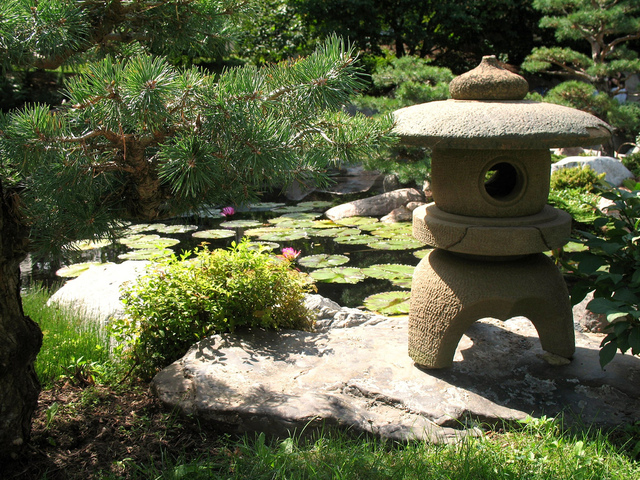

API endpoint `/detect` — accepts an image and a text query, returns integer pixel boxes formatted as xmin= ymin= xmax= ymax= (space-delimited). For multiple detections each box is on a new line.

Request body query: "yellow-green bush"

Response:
xmin=111 ymin=240 xmax=315 ymax=379
xmin=550 ymin=165 xmax=606 ymax=193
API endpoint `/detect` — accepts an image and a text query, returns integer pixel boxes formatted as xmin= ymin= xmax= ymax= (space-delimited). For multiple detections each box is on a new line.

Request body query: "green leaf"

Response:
xmin=629 ymin=328 xmax=640 ymax=355
xmin=363 ymin=291 xmax=411 ymax=315
xmin=298 ymin=254 xmax=349 ymax=269
xmin=612 ymin=288 xmax=640 ymax=305
xmin=574 ymin=252 xmax=605 ymax=275
xmin=599 ymin=341 xmax=618 ymax=368
xmin=587 ymin=297 xmax=621 ymax=314
xmin=309 ymin=267 xmax=365 ymax=284
xmin=607 ymin=311 xmax=629 ymax=323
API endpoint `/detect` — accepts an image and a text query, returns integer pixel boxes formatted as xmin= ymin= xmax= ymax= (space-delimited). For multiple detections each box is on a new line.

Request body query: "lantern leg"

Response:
xmin=409 ymin=249 xmax=575 ymax=369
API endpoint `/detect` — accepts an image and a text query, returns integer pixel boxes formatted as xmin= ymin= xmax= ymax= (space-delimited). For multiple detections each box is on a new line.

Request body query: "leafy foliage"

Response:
xmin=550 ymin=165 xmax=606 ymax=193
xmin=0 ymin=0 xmax=251 ymax=70
xmin=1 ymin=37 xmax=396 ymax=252
xmin=565 ymin=183 xmax=640 ymax=367
xmin=548 ymin=165 xmax=607 ymax=224
xmin=522 ymin=0 xmax=640 ymax=148
xmin=113 ymin=240 xmax=315 ymax=378
xmin=352 ymin=56 xmax=452 ymax=114
xmin=522 ymin=0 xmax=640 ymax=88
xmin=291 ymin=0 xmax=542 ymax=71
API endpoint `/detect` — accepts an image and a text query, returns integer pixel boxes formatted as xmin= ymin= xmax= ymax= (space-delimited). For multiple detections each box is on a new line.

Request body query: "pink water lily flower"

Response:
xmin=281 ymin=247 xmax=300 ymax=261
xmin=221 ymin=206 xmax=235 ymax=217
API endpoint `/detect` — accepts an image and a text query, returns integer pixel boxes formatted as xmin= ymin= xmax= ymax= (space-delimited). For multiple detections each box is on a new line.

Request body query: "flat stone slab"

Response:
xmin=153 ymin=316 xmax=640 ymax=442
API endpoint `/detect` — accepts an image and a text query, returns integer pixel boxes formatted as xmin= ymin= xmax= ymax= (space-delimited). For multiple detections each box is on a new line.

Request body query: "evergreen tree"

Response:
xmin=522 ymin=0 xmax=640 ymax=93
xmin=522 ymin=0 xmax=640 ymax=150
xmin=0 ymin=1 xmax=395 ymax=458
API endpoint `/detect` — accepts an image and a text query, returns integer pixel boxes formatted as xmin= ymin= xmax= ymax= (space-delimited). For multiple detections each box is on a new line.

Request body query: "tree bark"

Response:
xmin=0 ymin=182 xmax=42 ymax=460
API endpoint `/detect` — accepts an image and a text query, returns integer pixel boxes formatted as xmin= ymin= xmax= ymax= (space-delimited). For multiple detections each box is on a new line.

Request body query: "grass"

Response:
xmin=23 ymin=284 xmax=114 ymax=388
xmin=104 ymin=420 xmax=640 ymax=480
xmin=11 ymin=285 xmax=640 ymax=479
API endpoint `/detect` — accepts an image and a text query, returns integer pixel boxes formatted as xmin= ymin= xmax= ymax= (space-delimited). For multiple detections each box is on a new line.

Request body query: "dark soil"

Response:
xmin=1 ymin=382 xmax=231 ymax=479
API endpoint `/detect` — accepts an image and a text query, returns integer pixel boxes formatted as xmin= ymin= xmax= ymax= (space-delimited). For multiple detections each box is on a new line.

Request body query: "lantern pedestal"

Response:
xmin=409 ymin=249 xmax=574 ymax=369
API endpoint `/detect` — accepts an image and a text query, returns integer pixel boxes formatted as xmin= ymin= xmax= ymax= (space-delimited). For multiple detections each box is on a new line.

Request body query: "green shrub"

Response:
xmin=548 ymin=188 xmax=601 ymax=225
xmin=112 ymin=240 xmax=315 ymax=378
xmin=352 ymin=56 xmax=453 ymax=114
xmin=550 ymin=165 xmax=606 ymax=193
xmin=566 ymin=182 xmax=640 ymax=367
xmin=548 ymin=166 xmax=606 ymax=225
xmin=621 ymin=149 xmax=640 ymax=178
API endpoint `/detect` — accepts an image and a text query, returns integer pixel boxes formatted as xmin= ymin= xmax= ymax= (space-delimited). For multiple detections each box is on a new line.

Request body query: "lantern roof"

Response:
xmin=393 ymin=56 xmax=612 ymax=150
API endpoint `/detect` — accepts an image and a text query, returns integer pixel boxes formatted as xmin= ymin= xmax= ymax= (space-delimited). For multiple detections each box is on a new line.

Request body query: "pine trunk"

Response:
xmin=0 ymin=182 xmax=42 ymax=460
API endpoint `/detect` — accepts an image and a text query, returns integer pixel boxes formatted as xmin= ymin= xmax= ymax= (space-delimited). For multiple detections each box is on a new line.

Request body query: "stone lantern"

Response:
xmin=393 ymin=56 xmax=612 ymax=369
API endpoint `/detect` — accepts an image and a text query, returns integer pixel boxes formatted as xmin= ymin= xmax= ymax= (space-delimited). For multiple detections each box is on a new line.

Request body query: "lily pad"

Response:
xmin=243 ymin=226 xmax=287 ymax=237
xmin=117 ymin=249 xmax=173 ymax=260
xmin=312 ymin=219 xmax=340 ymax=229
xmin=268 ymin=212 xmax=321 ymax=223
xmin=192 ymin=229 xmax=236 ymax=239
xmin=219 ymin=219 xmax=264 ymax=229
xmin=125 ymin=223 xmax=157 ymax=234
xmin=247 ymin=241 xmax=280 ymax=251
xmin=118 ymin=234 xmax=161 ymax=245
xmin=334 ymin=216 xmax=379 ymax=226
xmin=247 ymin=202 xmax=286 ymax=211
xmin=369 ymin=225 xmax=414 ymax=238
xmin=298 ymin=254 xmax=349 ymax=269
xmin=333 ymin=234 xmax=373 ymax=245
xmin=155 ymin=224 xmax=198 ymax=234
xmin=56 ymin=262 xmax=112 ymax=278
xmin=363 ymin=291 xmax=411 ymax=315
xmin=308 ymin=227 xmax=351 ymax=238
xmin=67 ymin=239 xmax=113 ymax=251
xmin=270 ymin=219 xmax=317 ymax=229
xmin=297 ymin=200 xmax=333 ymax=209
xmin=310 ymin=267 xmax=365 ymax=284
xmin=258 ymin=230 xmax=308 ymax=242
xmin=126 ymin=236 xmax=180 ymax=249
xmin=272 ymin=205 xmax=315 ymax=213
xmin=367 ymin=223 xmax=413 ymax=236
xmin=390 ymin=277 xmax=413 ymax=289
xmin=362 ymin=264 xmax=415 ymax=281
xmin=367 ymin=237 xmax=424 ymax=250
xmin=413 ymin=248 xmax=432 ymax=259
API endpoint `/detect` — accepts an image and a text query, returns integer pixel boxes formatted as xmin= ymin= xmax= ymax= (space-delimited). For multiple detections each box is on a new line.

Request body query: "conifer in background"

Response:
xmin=522 ymin=0 xmax=640 ymax=148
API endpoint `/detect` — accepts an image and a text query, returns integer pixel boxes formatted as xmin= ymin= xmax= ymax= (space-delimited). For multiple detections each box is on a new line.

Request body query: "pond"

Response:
xmin=22 ymin=197 xmax=432 ymax=315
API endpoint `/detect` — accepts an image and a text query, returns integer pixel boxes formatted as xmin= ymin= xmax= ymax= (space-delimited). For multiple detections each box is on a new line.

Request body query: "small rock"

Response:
xmin=406 ymin=202 xmax=426 ymax=212
xmin=573 ymin=292 xmax=609 ymax=333
xmin=556 ymin=147 xmax=585 ymax=157
xmin=539 ymin=352 xmax=572 ymax=366
xmin=381 ymin=205 xmax=412 ymax=222
xmin=324 ymin=188 xmax=424 ymax=220
xmin=383 ymin=174 xmax=401 ymax=192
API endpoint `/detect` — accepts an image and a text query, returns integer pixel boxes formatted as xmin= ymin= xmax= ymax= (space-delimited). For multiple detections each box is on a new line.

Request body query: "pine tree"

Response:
xmin=521 ymin=0 xmax=640 ymax=150
xmin=0 ymin=1 xmax=395 ymax=458
xmin=522 ymin=0 xmax=640 ymax=93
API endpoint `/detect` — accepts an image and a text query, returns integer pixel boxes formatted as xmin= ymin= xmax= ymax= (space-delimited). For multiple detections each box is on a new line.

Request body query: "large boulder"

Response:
xmin=325 ymin=188 xmax=424 ymax=221
xmin=153 ymin=315 xmax=640 ymax=442
xmin=551 ymin=156 xmax=634 ymax=187
xmin=47 ymin=261 xmax=149 ymax=324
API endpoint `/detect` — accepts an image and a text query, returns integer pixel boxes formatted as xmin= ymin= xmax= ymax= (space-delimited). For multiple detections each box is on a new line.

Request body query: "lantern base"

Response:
xmin=409 ymin=249 xmax=575 ymax=369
